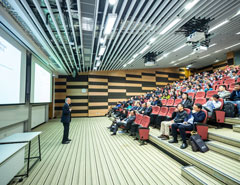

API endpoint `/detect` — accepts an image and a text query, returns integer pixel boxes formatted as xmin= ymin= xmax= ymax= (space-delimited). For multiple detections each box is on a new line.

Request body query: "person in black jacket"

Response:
xmin=224 ymin=82 xmax=240 ymax=117
xmin=152 ymin=96 xmax=162 ymax=107
xmin=143 ymin=102 xmax=152 ymax=116
xmin=108 ymin=109 xmax=128 ymax=129
xmin=169 ymin=103 xmax=206 ymax=149
xmin=181 ymin=92 xmax=192 ymax=109
xmin=158 ymin=104 xmax=187 ymax=140
xmin=138 ymin=102 xmax=147 ymax=114
xmin=61 ymin=98 xmax=72 ymax=144
xmin=111 ymin=110 xmax=136 ymax=135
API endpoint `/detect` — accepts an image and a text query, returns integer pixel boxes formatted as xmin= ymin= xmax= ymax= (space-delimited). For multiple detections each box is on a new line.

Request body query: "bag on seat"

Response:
xmin=190 ymin=131 xmax=209 ymax=153
xmin=223 ymin=102 xmax=236 ymax=117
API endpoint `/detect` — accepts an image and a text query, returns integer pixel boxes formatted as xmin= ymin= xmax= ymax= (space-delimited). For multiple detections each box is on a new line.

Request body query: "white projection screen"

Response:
xmin=0 ymin=28 xmax=26 ymax=105
xmin=31 ymin=56 xmax=52 ymax=103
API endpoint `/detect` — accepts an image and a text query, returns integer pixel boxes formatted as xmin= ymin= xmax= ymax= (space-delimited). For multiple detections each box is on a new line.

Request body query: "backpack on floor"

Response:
xmin=223 ymin=102 xmax=236 ymax=117
xmin=190 ymin=132 xmax=209 ymax=153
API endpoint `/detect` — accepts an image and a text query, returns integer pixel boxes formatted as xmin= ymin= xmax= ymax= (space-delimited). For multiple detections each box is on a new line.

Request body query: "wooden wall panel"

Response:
xmin=54 ymin=67 xmax=185 ymax=117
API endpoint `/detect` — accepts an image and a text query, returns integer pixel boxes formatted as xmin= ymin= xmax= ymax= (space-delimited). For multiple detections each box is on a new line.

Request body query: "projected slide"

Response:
xmin=33 ymin=63 xmax=51 ymax=103
xmin=0 ymin=36 xmax=22 ymax=104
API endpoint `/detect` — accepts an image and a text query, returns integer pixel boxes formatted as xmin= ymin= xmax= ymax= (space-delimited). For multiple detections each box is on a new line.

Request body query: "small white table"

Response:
xmin=0 ymin=132 xmax=42 ymax=177
xmin=0 ymin=143 xmax=27 ymax=185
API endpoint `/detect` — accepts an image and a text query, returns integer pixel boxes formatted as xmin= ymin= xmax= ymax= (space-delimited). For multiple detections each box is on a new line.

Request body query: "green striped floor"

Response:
xmin=10 ymin=117 xmax=190 ymax=185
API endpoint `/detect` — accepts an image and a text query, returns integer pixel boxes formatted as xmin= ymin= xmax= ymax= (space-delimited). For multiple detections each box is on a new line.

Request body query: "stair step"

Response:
xmin=149 ymin=129 xmax=240 ymax=185
xmin=206 ymin=141 xmax=240 ymax=161
xmin=225 ymin=117 xmax=240 ymax=125
xmin=208 ymin=128 xmax=240 ymax=148
xmin=181 ymin=166 xmax=224 ymax=185
xmin=233 ymin=125 xmax=240 ymax=133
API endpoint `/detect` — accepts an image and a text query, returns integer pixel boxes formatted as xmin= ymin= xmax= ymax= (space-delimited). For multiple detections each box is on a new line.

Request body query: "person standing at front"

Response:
xmin=61 ymin=98 xmax=72 ymax=144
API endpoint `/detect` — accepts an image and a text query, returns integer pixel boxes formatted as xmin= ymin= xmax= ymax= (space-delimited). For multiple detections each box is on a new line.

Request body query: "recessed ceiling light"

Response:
xmin=159 ymin=18 xmax=181 ymax=35
xmin=178 ymin=55 xmax=189 ymax=61
xmin=214 ymin=59 xmax=219 ymax=63
xmin=209 ymin=43 xmax=216 ymax=48
xmin=173 ymin=44 xmax=186 ymax=52
xmin=99 ymin=46 xmax=106 ymax=56
xmin=123 ymin=64 xmax=127 ymax=67
xmin=82 ymin=17 xmax=94 ymax=31
xmin=214 ymin=49 xmax=222 ymax=53
xmin=224 ymin=42 xmax=240 ymax=50
xmin=209 ymin=20 xmax=229 ymax=32
xmin=127 ymin=59 xmax=134 ymax=65
xmin=133 ymin=54 xmax=138 ymax=58
xmin=109 ymin=0 xmax=117 ymax=5
xmin=104 ymin=14 xmax=117 ymax=35
xmin=149 ymin=37 xmax=156 ymax=44
xmin=100 ymin=37 xmax=105 ymax=44
xmin=199 ymin=54 xmax=210 ymax=59
xmin=236 ymin=32 xmax=240 ymax=35
xmin=139 ymin=45 xmax=150 ymax=54
xmin=185 ymin=0 xmax=200 ymax=11
xmin=170 ymin=61 xmax=176 ymax=64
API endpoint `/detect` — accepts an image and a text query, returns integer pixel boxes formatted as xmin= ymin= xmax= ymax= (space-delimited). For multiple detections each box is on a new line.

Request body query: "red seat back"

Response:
xmin=219 ymin=98 xmax=224 ymax=110
xmin=194 ymin=98 xmax=207 ymax=105
xmin=222 ymin=76 xmax=230 ymax=81
xmin=201 ymin=109 xmax=208 ymax=124
xmin=195 ymin=91 xmax=205 ymax=98
xmin=158 ymin=106 xmax=168 ymax=116
xmin=140 ymin=115 xmax=150 ymax=128
xmin=188 ymin=92 xmax=195 ymax=99
xmin=184 ymin=108 xmax=191 ymax=115
xmin=161 ymin=99 xmax=167 ymax=106
xmin=225 ymin=78 xmax=235 ymax=85
xmin=237 ymin=78 xmax=240 ymax=82
xmin=167 ymin=107 xmax=176 ymax=118
xmin=166 ymin=99 xmax=174 ymax=106
xmin=229 ymin=83 xmax=235 ymax=89
xmin=174 ymin=99 xmax=182 ymax=106
xmin=206 ymin=90 xmax=218 ymax=99
xmin=151 ymin=106 xmax=160 ymax=115
xmin=135 ymin=114 xmax=143 ymax=125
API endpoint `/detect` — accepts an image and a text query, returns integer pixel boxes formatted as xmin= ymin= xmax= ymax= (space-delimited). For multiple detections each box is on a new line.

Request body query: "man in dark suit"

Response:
xmin=61 ymin=97 xmax=72 ymax=144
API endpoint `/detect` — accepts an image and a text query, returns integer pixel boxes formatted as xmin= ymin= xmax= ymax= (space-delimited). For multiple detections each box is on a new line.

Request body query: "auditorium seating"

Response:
xmin=166 ymin=107 xmax=176 ymax=118
xmin=138 ymin=116 xmax=151 ymax=145
xmin=174 ymin=99 xmax=182 ymax=106
xmin=188 ymin=92 xmax=195 ymax=99
xmin=161 ymin=99 xmax=167 ymax=106
xmin=195 ymin=91 xmax=205 ymax=98
xmin=194 ymin=98 xmax=206 ymax=105
xmin=166 ymin=99 xmax=174 ymax=106
xmin=151 ymin=106 xmax=160 ymax=115
xmin=206 ymin=90 xmax=218 ymax=99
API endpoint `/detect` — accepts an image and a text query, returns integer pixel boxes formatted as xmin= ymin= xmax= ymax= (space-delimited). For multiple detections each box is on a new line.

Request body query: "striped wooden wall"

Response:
xmin=55 ymin=68 xmax=185 ymax=117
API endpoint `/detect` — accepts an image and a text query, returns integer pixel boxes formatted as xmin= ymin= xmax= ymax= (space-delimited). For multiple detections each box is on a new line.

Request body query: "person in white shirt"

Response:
xmin=203 ymin=94 xmax=222 ymax=117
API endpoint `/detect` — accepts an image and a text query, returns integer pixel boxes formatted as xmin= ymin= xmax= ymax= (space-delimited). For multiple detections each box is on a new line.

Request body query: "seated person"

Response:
xmin=218 ymin=85 xmax=231 ymax=100
xmin=130 ymin=102 xmax=139 ymax=111
xmin=108 ymin=109 xmax=128 ymax=129
xmin=158 ymin=103 xmax=187 ymax=140
xmin=143 ymin=102 xmax=152 ymax=116
xmin=181 ymin=92 xmax=192 ymax=109
xmin=151 ymin=96 xmax=162 ymax=107
xmin=111 ymin=110 xmax=136 ymax=135
xmin=112 ymin=101 xmax=121 ymax=113
xmin=138 ymin=102 xmax=147 ymax=114
xmin=225 ymin=82 xmax=240 ymax=117
xmin=204 ymin=84 xmax=213 ymax=93
xmin=203 ymin=94 xmax=222 ymax=117
xmin=186 ymin=85 xmax=195 ymax=93
xmin=169 ymin=103 xmax=206 ymax=149
xmin=126 ymin=103 xmax=132 ymax=110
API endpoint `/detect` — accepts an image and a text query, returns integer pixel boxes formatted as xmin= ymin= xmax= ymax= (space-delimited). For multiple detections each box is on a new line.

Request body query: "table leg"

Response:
xmin=27 ymin=141 xmax=31 ymax=177
xmin=38 ymin=135 xmax=41 ymax=161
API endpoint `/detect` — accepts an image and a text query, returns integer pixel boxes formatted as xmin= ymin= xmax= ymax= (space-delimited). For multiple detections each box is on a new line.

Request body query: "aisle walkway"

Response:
xmin=11 ymin=117 xmax=190 ymax=185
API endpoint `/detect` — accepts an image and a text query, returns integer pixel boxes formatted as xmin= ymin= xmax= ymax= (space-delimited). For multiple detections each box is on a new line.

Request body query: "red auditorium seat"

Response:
xmin=182 ymin=89 xmax=186 ymax=92
xmin=194 ymin=98 xmax=207 ymax=105
xmin=166 ymin=99 xmax=174 ymax=106
xmin=222 ymin=76 xmax=231 ymax=81
xmin=134 ymin=114 xmax=143 ymax=125
xmin=225 ymin=78 xmax=235 ymax=85
xmin=138 ymin=116 xmax=150 ymax=145
xmin=184 ymin=108 xmax=191 ymax=115
xmin=195 ymin=91 xmax=205 ymax=98
xmin=161 ymin=99 xmax=167 ymax=106
xmin=237 ymin=78 xmax=240 ymax=82
xmin=158 ymin=106 xmax=168 ymax=117
xmin=229 ymin=83 xmax=235 ymax=91
xmin=151 ymin=106 xmax=160 ymax=115
xmin=206 ymin=90 xmax=218 ymax=99
xmin=174 ymin=99 xmax=182 ymax=106
xmin=188 ymin=92 xmax=195 ymax=99
xmin=166 ymin=107 xmax=176 ymax=118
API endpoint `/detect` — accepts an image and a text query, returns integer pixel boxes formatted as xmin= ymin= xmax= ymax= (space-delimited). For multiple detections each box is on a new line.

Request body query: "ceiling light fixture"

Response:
xmin=109 ymin=0 xmax=117 ymax=5
xmin=123 ymin=64 xmax=127 ymax=68
xmin=139 ymin=45 xmax=150 ymax=54
xmin=214 ymin=49 xmax=222 ymax=53
xmin=173 ymin=44 xmax=186 ymax=52
xmin=100 ymin=37 xmax=105 ymax=44
xmin=170 ymin=61 xmax=176 ymax=64
xmin=127 ymin=59 xmax=134 ymax=65
xmin=199 ymin=54 xmax=210 ymax=59
xmin=224 ymin=42 xmax=240 ymax=50
xmin=178 ymin=55 xmax=189 ymax=61
xmin=209 ymin=20 xmax=229 ymax=32
xmin=96 ymin=61 xmax=101 ymax=67
xmin=159 ymin=17 xmax=181 ymax=35
xmin=99 ymin=45 xmax=106 ymax=56
xmin=214 ymin=59 xmax=219 ymax=63
xmin=236 ymin=32 xmax=240 ymax=35
xmin=104 ymin=14 xmax=117 ymax=35
xmin=133 ymin=54 xmax=138 ymax=58
xmin=185 ymin=0 xmax=200 ymax=11
xmin=209 ymin=43 xmax=216 ymax=48
xmin=156 ymin=56 xmax=164 ymax=62
xmin=149 ymin=37 xmax=156 ymax=44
